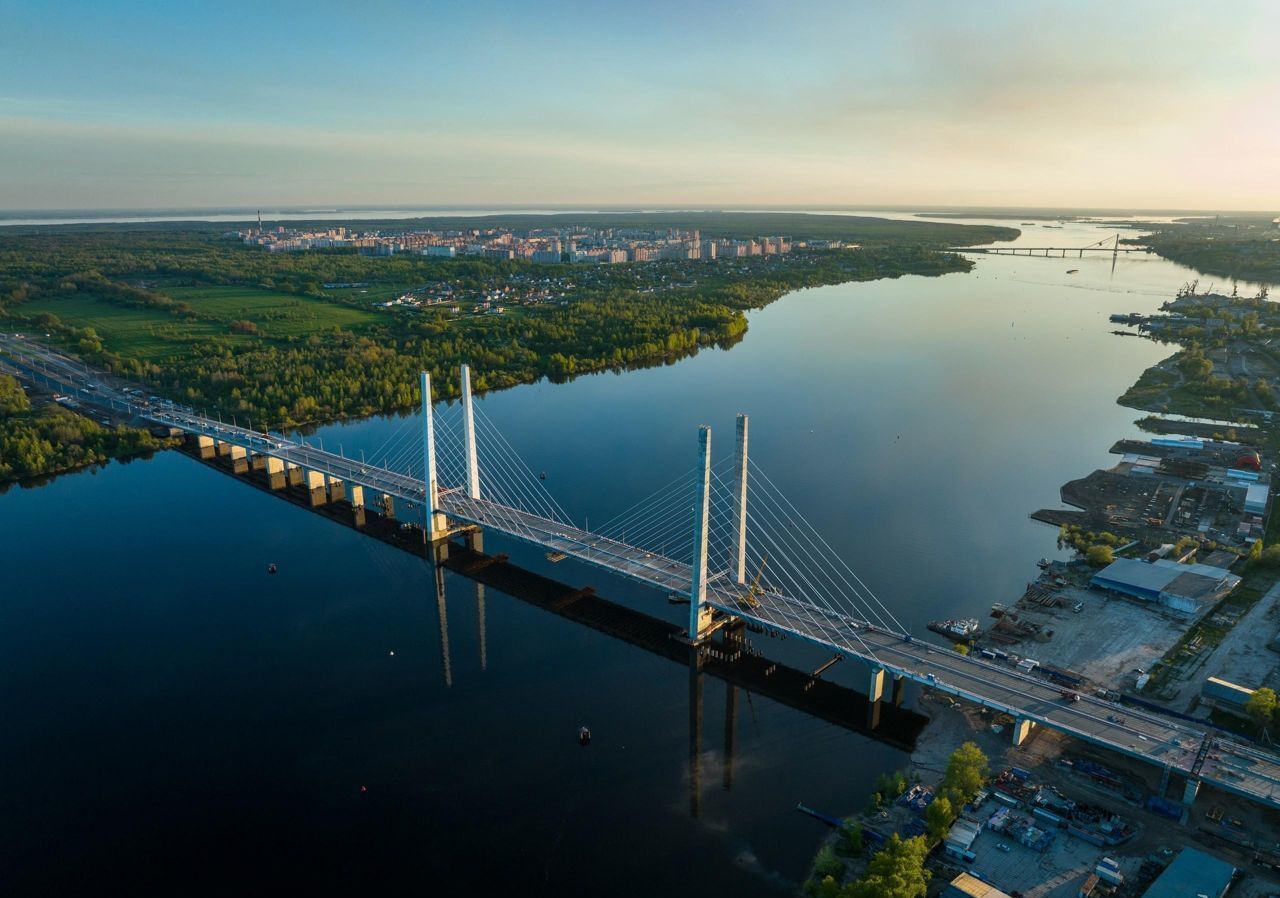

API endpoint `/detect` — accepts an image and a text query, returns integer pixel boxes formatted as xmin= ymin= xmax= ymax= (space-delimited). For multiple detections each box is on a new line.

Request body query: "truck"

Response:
xmin=1061 ymin=690 xmax=1081 ymax=702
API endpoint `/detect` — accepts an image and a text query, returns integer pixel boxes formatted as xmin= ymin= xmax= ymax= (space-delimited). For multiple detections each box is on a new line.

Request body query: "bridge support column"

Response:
xmin=326 ymin=475 xmax=345 ymax=503
xmin=867 ymin=666 xmax=886 ymax=703
xmin=687 ymin=425 xmax=715 ymax=641
xmin=194 ymin=434 xmax=215 ymax=459
xmin=461 ymin=363 xmax=480 ymax=500
xmin=266 ymin=456 xmax=286 ymax=490
xmin=305 ymin=470 xmax=327 ymax=506
xmin=421 ymin=370 xmax=448 ymax=540
xmin=1182 ymin=777 xmax=1200 ymax=806
xmin=286 ymin=462 xmax=303 ymax=487
xmin=229 ymin=444 xmax=248 ymax=474
xmin=250 ymin=452 xmax=267 ymax=472
xmin=215 ymin=440 xmax=232 ymax=457
xmin=891 ymin=673 xmax=906 ymax=707
xmin=381 ymin=494 xmax=396 ymax=520
xmin=349 ymin=485 xmax=366 ymax=527
xmin=730 ymin=413 xmax=748 ymax=584
xmin=1011 ymin=717 xmax=1036 ymax=747
xmin=466 ymin=529 xmax=483 ymax=553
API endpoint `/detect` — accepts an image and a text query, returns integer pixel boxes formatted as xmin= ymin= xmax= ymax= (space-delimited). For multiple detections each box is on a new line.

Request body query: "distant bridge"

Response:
xmin=3 ymin=332 xmax=1279 ymax=813
xmin=957 ymin=234 xmax=1152 ymax=258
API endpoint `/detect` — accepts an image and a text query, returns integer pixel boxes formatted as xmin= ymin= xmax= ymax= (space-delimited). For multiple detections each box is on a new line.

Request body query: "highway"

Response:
xmin=3 ymin=331 xmax=1280 ymax=811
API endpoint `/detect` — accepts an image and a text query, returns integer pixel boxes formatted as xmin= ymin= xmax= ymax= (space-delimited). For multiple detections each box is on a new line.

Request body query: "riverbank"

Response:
xmin=0 ymin=373 xmax=176 ymax=485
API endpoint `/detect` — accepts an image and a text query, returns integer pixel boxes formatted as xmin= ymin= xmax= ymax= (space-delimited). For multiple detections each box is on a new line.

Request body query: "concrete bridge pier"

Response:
xmin=305 ymin=470 xmax=327 ymax=506
xmin=286 ymin=462 xmax=304 ymax=487
xmin=250 ymin=452 xmax=268 ymax=472
xmin=326 ymin=475 xmax=345 ymax=503
xmin=1183 ymin=777 xmax=1200 ymax=806
xmin=867 ymin=666 xmax=886 ymax=702
xmin=864 ymin=665 xmax=888 ymax=730
xmin=192 ymin=434 xmax=215 ymax=459
xmin=1011 ymin=717 xmax=1036 ymax=747
xmin=381 ymin=494 xmax=396 ymax=520
xmin=229 ymin=445 xmax=249 ymax=474
xmin=266 ymin=457 xmax=286 ymax=490
xmin=349 ymin=485 xmax=366 ymax=527
xmin=891 ymin=673 xmax=906 ymax=707
xmin=866 ymin=697 xmax=882 ymax=730
xmin=215 ymin=440 xmax=232 ymax=457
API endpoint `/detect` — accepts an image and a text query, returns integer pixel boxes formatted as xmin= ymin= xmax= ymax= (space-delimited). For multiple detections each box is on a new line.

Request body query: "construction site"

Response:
xmin=901 ymin=694 xmax=1280 ymax=898
xmin=1032 ymin=437 xmax=1271 ymax=549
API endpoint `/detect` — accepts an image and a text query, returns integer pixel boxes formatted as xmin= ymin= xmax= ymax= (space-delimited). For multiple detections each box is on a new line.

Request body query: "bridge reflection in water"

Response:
xmin=437 ymin=539 xmax=929 ymax=817
xmin=183 ymin=439 xmax=929 ymax=816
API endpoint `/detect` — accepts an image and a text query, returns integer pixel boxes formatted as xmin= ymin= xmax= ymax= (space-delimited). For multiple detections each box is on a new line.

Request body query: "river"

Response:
xmin=0 ymin=214 xmax=1261 ymax=894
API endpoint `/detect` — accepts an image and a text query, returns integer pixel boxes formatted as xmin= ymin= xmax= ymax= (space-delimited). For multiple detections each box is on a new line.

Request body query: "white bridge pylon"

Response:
xmin=403 ymin=367 xmax=906 ymax=654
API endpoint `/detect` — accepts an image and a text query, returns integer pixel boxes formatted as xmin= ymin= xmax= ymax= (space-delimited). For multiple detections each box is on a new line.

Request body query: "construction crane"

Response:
xmin=740 ymin=553 xmax=769 ymax=609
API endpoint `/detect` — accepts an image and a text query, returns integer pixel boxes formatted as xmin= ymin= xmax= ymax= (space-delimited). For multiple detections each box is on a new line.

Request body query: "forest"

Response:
xmin=0 ymin=216 xmax=1009 ymax=431
xmin=0 ymin=375 xmax=173 ymax=483
xmin=1132 ymin=216 xmax=1280 ymax=286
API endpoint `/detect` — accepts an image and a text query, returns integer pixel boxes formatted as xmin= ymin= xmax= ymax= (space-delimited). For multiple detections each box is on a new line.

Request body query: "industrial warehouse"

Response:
xmin=1089 ymin=557 xmax=1242 ymax=615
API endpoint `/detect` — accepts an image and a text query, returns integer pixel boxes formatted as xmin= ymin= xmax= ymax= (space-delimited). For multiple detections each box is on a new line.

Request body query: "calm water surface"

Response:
xmin=0 ymin=217 xmax=1257 ymax=894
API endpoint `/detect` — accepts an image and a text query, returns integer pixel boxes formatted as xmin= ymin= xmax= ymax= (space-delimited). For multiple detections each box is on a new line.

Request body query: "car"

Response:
xmin=996 ymin=843 xmax=1011 ymax=852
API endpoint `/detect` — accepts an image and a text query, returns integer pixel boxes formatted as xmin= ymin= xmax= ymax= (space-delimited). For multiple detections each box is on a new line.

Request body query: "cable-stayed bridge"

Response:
xmin=3 ymin=332 xmax=1279 ymax=813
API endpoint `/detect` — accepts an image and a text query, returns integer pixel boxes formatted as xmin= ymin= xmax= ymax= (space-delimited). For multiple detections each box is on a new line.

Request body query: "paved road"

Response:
xmin=4 ymin=332 xmax=1280 ymax=811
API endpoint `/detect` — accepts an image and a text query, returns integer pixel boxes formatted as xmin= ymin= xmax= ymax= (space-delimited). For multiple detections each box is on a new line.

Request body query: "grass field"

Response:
xmin=163 ymin=285 xmax=379 ymax=335
xmin=18 ymin=294 xmax=247 ymax=360
xmin=18 ymin=285 xmax=380 ymax=362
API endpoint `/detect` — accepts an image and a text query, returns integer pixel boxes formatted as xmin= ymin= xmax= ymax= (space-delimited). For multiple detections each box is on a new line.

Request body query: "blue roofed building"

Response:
xmin=1142 ymin=847 xmax=1235 ymax=898
xmin=1090 ymin=558 xmax=1240 ymax=615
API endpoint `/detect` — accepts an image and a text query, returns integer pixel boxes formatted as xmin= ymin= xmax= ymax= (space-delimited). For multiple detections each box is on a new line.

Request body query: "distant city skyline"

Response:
xmin=1 ymin=0 xmax=1277 ymax=211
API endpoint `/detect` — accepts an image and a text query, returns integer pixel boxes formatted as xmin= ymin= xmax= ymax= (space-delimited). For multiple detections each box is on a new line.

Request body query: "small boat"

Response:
xmin=928 ymin=618 xmax=980 ymax=640
xmin=545 ymin=551 xmax=567 ymax=563
xmin=1066 ymin=269 xmax=1079 ymax=275
xmin=1037 ymin=558 xmax=1051 ymax=568
xmin=578 ymin=726 xmax=591 ymax=746
xmin=267 ymin=563 xmax=278 ymax=575
xmin=539 ymin=470 xmax=547 ymax=481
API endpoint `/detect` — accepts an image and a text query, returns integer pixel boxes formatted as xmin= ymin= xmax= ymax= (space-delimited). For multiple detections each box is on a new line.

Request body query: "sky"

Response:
xmin=1 ymin=0 xmax=1277 ymax=212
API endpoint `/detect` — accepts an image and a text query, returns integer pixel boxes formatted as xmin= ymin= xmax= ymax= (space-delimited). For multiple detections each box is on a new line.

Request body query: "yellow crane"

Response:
xmin=741 ymin=553 xmax=769 ymax=609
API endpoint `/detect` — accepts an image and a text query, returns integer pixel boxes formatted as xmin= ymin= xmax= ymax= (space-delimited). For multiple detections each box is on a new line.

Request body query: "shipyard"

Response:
xmin=794 ymin=277 xmax=1280 ymax=898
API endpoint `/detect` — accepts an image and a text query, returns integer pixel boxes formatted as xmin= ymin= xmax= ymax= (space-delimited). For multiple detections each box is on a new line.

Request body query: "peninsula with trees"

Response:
xmin=0 ymin=213 xmax=1014 ymax=482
